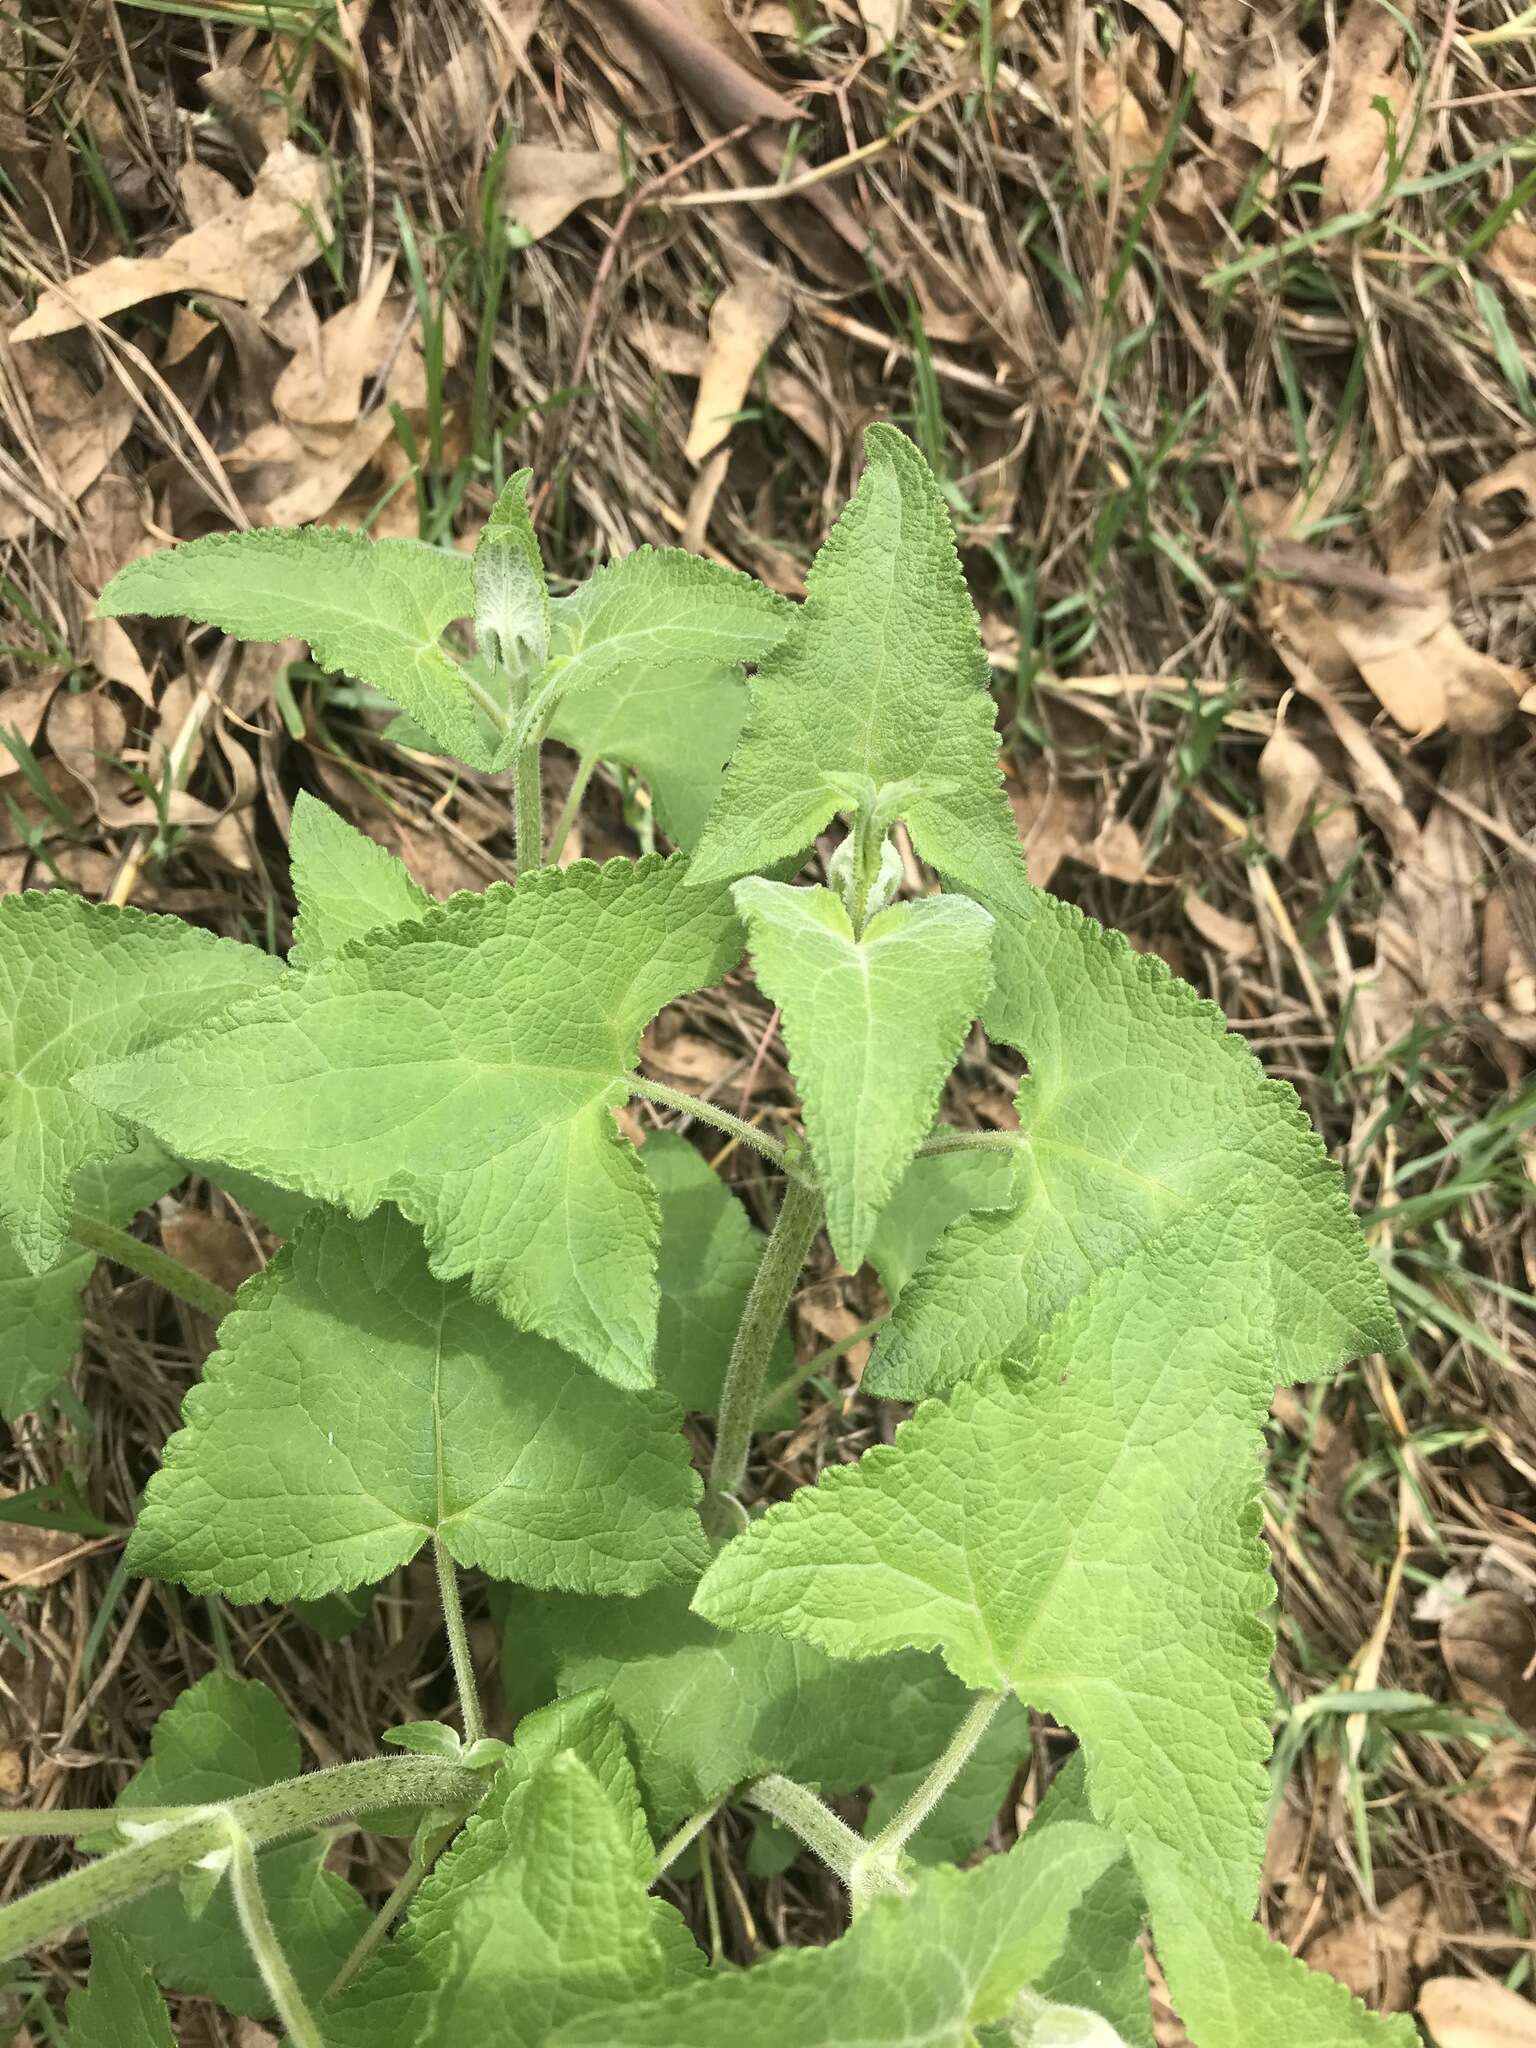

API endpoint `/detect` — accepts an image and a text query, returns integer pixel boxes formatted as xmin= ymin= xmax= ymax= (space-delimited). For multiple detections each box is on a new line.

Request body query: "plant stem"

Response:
xmin=325 ymin=1817 xmax=455 ymax=1999
xmin=545 ymin=753 xmax=597 ymax=867
xmin=865 ymin=1691 xmax=1005 ymax=1860
xmin=513 ymin=731 xmax=544 ymax=874
xmin=651 ymin=1802 xmax=722 ymax=1881
xmin=706 ymin=1173 xmax=823 ymax=1534
xmin=0 ymin=1757 xmax=481 ymax=1965
xmin=915 ymin=1129 xmax=1027 ymax=1161
xmin=629 ymin=1075 xmax=796 ymax=1177
xmin=434 ymin=1539 xmax=485 ymax=1747
xmin=755 ymin=1314 xmax=887 ymax=1422
xmin=70 ymin=1213 xmax=237 ymax=1320
xmin=744 ymin=1775 xmax=870 ymax=1888
xmin=226 ymin=1820 xmax=324 ymax=2048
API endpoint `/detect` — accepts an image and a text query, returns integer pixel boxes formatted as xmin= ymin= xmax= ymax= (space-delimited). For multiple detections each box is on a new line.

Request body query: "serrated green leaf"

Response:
xmin=78 ymin=856 xmax=744 ymax=1385
xmin=474 ymin=469 xmax=549 ymax=674
xmin=689 ymin=425 xmax=1018 ymax=894
xmin=548 ymin=657 xmax=752 ymax=850
xmin=64 ymin=1927 xmax=175 ymax=2048
xmin=107 ymin=1672 xmax=367 ymax=2017
xmin=866 ymin=1146 xmax=1020 ymax=1303
xmin=866 ymin=876 xmax=1398 ymax=1398
xmin=127 ymin=1206 xmax=706 ymax=1602
xmin=288 ymin=793 xmax=432 ymax=966
xmin=696 ymin=1212 xmax=1275 ymax=1927
xmin=499 ymin=1581 xmax=1002 ymax=1831
xmin=327 ymin=1736 xmax=698 ymax=2047
xmin=98 ymin=527 xmax=488 ymax=768
xmin=0 ymin=1146 xmax=181 ymax=1419
xmin=0 ymin=891 xmax=282 ymax=1275
xmin=643 ymin=1132 xmax=792 ymax=1418
xmin=537 ymin=545 xmax=789 ymax=712
xmin=734 ymin=881 xmax=994 ymax=1269
xmin=555 ymin=1821 xmax=1124 ymax=2047
xmin=1030 ymin=1758 xmax=1153 ymax=2048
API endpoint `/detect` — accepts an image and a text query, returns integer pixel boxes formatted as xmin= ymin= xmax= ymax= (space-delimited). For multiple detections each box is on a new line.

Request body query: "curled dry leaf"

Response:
xmin=1259 ymin=719 xmax=1324 ymax=860
xmin=1362 ymin=756 xmax=1480 ymax=1054
xmin=11 ymin=143 xmax=330 ymax=342
xmin=1305 ymin=1882 xmax=1441 ymax=2011
xmin=1182 ymin=888 xmax=1258 ymax=959
xmin=1440 ymin=1591 xmax=1536 ymax=1728
xmin=501 ymin=143 xmax=624 ymax=242
xmin=161 ymin=1209 xmax=264 ymax=1295
xmin=1420 ymin=1978 xmax=1536 ymax=2048
xmin=684 ymin=275 xmax=791 ymax=464
xmin=0 ymin=677 xmax=60 ymax=775
xmin=0 ymin=340 xmax=135 ymax=540
xmin=273 ymin=262 xmax=397 ymax=431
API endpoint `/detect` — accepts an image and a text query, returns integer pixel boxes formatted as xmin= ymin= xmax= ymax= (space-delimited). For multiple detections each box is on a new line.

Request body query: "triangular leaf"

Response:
xmin=474 ymin=469 xmax=549 ymax=674
xmin=78 ymin=856 xmax=744 ymax=1385
xmin=107 ymin=1672 xmax=367 ymax=2017
xmin=867 ymin=875 xmax=1398 ymax=1397
xmin=0 ymin=891 xmax=281 ymax=1274
xmin=548 ymin=658 xmax=752 ymax=850
xmin=694 ymin=1212 xmax=1285 ymax=1976
xmin=733 ymin=880 xmax=994 ymax=1269
xmin=127 ymin=1207 xmax=707 ymax=1603
xmin=98 ymin=527 xmax=489 ymax=768
xmin=327 ymin=1740 xmax=698 ymax=2046
xmin=689 ymin=425 xmax=1019 ymax=894
xmin=1 ymin=1146 xmax=182 ymax=1419
xmin=288 ymin=793 xmax=432 ymax=966
xmin=64 ymin=1927 xmax=175 ymax=2048
xmin=643 ymin=1132 xmax=793 ymax=1418
xmin=499 ymin=1581 xmax=1001 ymax=1832
xmin=554 ymin=1822 xmax=1124 ymax=2047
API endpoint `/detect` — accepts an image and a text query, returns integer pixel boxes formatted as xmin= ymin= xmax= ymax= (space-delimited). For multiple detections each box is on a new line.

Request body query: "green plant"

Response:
xmin=0 ymin=427 xmax=1410 ymax=2046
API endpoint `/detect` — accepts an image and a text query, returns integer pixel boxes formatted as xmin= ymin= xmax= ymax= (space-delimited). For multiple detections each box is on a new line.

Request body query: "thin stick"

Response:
xmin=434 ymin=1540 xmax=485 ymax=1748
xmin=71 ymin=1213 xmax=237 ymax=1320
xmin=756 ymin=1315 xmax=886 ymax=1422
xmin=325 ymin=1818 xmax=455 ymax=1999
xmin=651 ymin=1803 xmax=722 ymax=1882
xmin=629 ymin=1075 xmax=797 ymax=1178
xmin=545 ymin=754 xmax=597 ymax=867
xmin=226 ymin=1822 xmax=324 ymax=2048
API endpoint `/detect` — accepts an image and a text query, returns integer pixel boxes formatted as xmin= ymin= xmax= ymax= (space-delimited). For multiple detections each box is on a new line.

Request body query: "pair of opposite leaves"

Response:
xmin=64 ymin=1674 xmax=1145 ymax=2048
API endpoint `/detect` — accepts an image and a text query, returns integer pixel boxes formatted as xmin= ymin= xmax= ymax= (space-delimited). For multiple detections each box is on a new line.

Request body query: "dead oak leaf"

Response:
xmin=501 ymin=144 xmax=624 ymax=242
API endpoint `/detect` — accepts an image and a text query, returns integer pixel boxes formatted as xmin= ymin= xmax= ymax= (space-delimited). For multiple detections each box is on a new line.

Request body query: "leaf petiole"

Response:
xmin=628 ymin=1075 xmax=798 ymax=1178
xmin=914 ymin=1129 xmax=1027 ymax=1162
xmin=864 ymin=1690 xmax=1006 ymax=1864
xmin=225 ymin=1817 xmax=325 ymax=2048
xmin=434 ymin=1538 xmax=485 ymax=1747
xmin=743 ymin=1775 xmax=884 ymax=1893
xmin=70 ymin=1212 xmax=238 ymax=1320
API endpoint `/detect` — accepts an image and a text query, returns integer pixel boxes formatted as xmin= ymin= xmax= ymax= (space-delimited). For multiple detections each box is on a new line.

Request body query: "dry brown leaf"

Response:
xmin=12 ymin=143 xmax=329 ymax=342
xmin=501 ymin=144 xmax=625 ymax=242
xmin=1420 ymin=1978 xmax=1536 ymax=2048
xmin=1009 ymin=762 xmax=1089 ymax=893
xmin=1306 ymin=1883 xmax=1440 ymax=2011
xmin=274 ymin=262 xmax=397 ymax=430
xmin=1489 ymin=221 xmax=1536 ymax=296
xmin=1087 ymin=816 xmax=1162 ymax=885
xmin=1319 ymin=0 xmax=1416 ymax=214
xmin=1182 ymin=889 xmax=1258 ymax=958
xmin=0 ymin=1491 xmax=82 ymax=1587
xmin=421 ymin=43 xmax=503 ymax=157
xmin=1259 ymin=719 xmax=1324 ymax=860
xmin=601 ymin=0 xmax=798 ymax=126
xmin=855 ymin=0 xmax=904 ymax=50
xmin=1363 ymin=754 xmax=1480 ymax=1052
xmin=685 ymin=275 xmax=790 ymax=464
xmin=45 ymin=689 xmax=129 ymax=811
xmin=0 ymin=677 xmax=60 ymax=775
xmin=0 ymin=341 xmax=135 ymax=540
xmin=161 ymin=1210 xmax=264 ymax=1294
xmin=1441 ymin=1591 xmax=1536 ymax=1727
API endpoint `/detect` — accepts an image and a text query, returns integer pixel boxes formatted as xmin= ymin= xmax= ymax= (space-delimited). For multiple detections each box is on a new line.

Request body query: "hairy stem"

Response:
xmin=629 ymin=1075 xmax=796 ymax=1177
xmin=513 ymin=733 xmax=544 ymax=874
xmin=325 ymin=1817 xmax=455 ymax=1999
xmin=70 ymin=1213 xmax=236 ymax=1320
xmin=545 ymin=753 xmax=597 ymax=866
xmin=0 ymin=1757 xmax=482 ymax=1965
xmin=706 ymin=1173 xmax=823 ymax=1533
xmin=865 ymin=1691 xmax=1005 ymax=1860
xmin=915 ymin=1129 xmax=1026 ymax=1161
xmin=651 ymin=1802 xmax=722 ymax=1882
xmin=434 ymin=1539 xmax=485 ymax=1747
xmin=744 ymin=1775 xmax=869 ymax=1888
xmin=226 ymin=1820 xmax=324 ymax=2048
